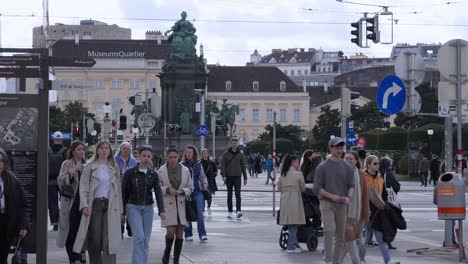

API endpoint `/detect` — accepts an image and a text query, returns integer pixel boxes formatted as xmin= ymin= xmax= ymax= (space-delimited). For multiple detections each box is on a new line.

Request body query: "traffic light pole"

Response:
xmin=341 ymin=84 xmax=348 ymax=150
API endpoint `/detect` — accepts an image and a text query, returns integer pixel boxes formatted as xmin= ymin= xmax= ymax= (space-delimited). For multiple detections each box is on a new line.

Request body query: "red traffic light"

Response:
xmin=74 ymin=127 xmax=81 ymax=133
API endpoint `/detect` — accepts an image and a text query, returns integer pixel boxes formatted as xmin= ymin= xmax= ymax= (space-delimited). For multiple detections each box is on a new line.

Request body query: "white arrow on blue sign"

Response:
xmin=377 ymin=75 xmax=406 ymax=115
xmin=197 ymin=125 xmax=209 ymax=137
xmin=347 ymin=132 xmax=357 ymax=147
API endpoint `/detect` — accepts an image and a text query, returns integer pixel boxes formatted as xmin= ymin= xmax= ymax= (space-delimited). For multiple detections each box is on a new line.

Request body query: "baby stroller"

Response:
xmin=278 ymin=184 xmax=323 ymax=251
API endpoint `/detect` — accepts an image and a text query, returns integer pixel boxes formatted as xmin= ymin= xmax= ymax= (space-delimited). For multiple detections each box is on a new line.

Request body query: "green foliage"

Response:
xmin=398 ymin=153 xmax=408 ymax=175
xmin=408 ymin=123 xmax=444 ymax=157
xmin=246 ymin=141 xmax=269 ymax=156
xmin=265 ymin=138 xmax=295 ymax=156
xmin=378 ymin=127 xmax=408 ymax=150
xmin=258 ymin=124 xmax=304 ymax=151
xmin=394 ymin=83 xmax=444 ymax=129
xmin=359 ymin=129 xmax=385 ymax=150
xmin=351 ymin=101 xmax=390 ymax=133
xmin=312 ymin=105 xmax=340 ymax=151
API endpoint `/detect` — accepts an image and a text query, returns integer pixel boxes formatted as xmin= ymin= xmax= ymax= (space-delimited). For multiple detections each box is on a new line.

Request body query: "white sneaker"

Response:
xmin=286 ymin=249 xmax=301 ymax=253
xmin=185 ymin=236 xmax=194 ymax=241
xmin=236 ymin=211 xmax=243 ymax=219
xmin=227 ymin=212 xmax=233 ymax=218
xmin=295 ymin=247 xmax=303 ymax=252
xmin=200 ymin=235 xmax=208 ymax=242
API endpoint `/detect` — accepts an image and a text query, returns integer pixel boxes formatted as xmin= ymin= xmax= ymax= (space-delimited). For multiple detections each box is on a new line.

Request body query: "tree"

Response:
xmin=394 ymin=83 xmax=444 ymax=129
xmin=312 ymin=105 xmax=340 ymax=151
xmin=258 ymin=124 xmax=304 ymax=151
xmin=350 ymin=101 xmax=390 ymax=132
xmin=49 ymin=106 xmax=66 ymax=134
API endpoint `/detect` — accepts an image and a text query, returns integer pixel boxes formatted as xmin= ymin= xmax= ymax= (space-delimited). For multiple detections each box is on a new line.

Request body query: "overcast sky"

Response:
xmin=1 ymin=0 xmax=468 ymax=66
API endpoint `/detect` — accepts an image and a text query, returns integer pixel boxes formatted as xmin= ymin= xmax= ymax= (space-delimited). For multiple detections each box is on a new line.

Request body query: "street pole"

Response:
xmin=70 ymin=122 xmax=74 ymax=142
xmin=272 ymin=112 xmax=277 ymax=217
xmin=163 ymin=122 xmax=167 ymax=150
xmin=455 ymin=40 xmax=464 ymax=262
xmin=211 ymin=113 xmax=216 ymax=160
xmin=83 ymin=115 xmax=86 ymax=144
xmin=340 ymin=83 xmax=347 ymax=151
xmin=444 ymin=116 xmax=454 ymax=247
xmin=200 ymin=90 xmax=206 ymax=151
xmin=114 ymin=110 xmax=119 ymax=150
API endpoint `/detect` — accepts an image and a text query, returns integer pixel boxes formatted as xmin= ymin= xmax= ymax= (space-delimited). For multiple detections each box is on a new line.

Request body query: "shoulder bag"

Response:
xmin=185 ymin=195 xmax=198 ymax=222
xmin=384 ymin=173 xmax=400 ymax=207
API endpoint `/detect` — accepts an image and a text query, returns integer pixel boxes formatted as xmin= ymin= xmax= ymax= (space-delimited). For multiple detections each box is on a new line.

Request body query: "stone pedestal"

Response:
xmin=159 ymin=58 xmax=206 ymax=134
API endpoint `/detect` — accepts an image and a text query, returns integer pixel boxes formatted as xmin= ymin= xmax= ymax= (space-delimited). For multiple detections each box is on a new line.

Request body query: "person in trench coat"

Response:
xmin=158 ymin=148 xmax=193 ymax=264
xmin=73 ymin=141 xmax=123 ymax=264
xmin=56 ymin=140 xmax=87 ymax=264
xmin=278 ymin=154 xmax=306 ymax=253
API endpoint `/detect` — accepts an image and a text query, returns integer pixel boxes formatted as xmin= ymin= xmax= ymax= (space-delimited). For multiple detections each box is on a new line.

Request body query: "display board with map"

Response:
xmin=0 ymin=94 xmax=40 ymax=253
xmin=0 ymin=107 xmax=38 ymax=150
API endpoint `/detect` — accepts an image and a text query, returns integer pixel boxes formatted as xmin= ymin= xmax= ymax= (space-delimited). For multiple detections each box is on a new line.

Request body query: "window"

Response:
xmin=304 ymin=69 xmax=309 ymax=75
xmin=239 ymin=109 xmax=246 ymax=121
xmin=253 ymin=81 xmax=259 ymax=92
xmin=298 ymin=69 xmax=302 ymax=76
xmin=111 ymin=80 xmax=123 ymax=89
xmin=284 ymin=70 xmax=288 ymax=75
xmin=95 ymin=80 xmax=104 ymax=89
xmin=318 ymin=68 xmax=321 ymax=73
xmin=266 ymin=109 xmax=273 ymax=122
xmin=280 ymin=109 xmax=287 ymax=122
xmin=225 ymin=81 xmax=232 ymax=92
xmin=294 ymin=109 xmax=301 ymax=122
xmin=253 ymin=109 xmax=259 ymax=121
xmin=280 ymin=81 xmax=286 ymax=92
xmin=129 ymin=80 xmax=140 ymax=89
xmin=148 ymin=80 xmax=157 ymax=89
xmin=290 ymin=70 xmax=295 ymax=76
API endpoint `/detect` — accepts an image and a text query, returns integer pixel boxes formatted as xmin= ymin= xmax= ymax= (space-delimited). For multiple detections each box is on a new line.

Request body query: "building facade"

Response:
xmin=44 ymin=36 xmax=170 ymax=136
xmin=33 ymin=20 xmax=131 ymax=48
xmin=207 ymin=66 xmax=310 ymax=142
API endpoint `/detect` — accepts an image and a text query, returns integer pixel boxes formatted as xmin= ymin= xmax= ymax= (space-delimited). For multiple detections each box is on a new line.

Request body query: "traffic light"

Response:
xmin=73 ymin=127 xmax=81 ymax=139
xmin=366 ymin=15 xmax=380 ymax=43
xmin=351 ymin=19 xmax=363 ymax=48
xmin=119 ymin=115 xmax=127 ymax=130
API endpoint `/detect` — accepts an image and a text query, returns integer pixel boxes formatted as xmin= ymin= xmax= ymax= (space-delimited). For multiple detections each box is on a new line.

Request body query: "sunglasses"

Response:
xmin=373 ymin=162 xmax=379 ymax=165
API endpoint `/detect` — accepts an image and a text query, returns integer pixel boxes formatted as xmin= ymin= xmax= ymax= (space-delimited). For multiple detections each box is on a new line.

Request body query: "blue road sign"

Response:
xmin=347 ymin=132 xmax=357 ymax=147
xmin=348 ymin=120 xmax=354 ymax=133
xmin=196 ymin=125 xmax=209 ymax=137
xmin=377 ymin=75 xmax=406 ymax=115
xmin=49 ymin=132 xmax=71 ymax=140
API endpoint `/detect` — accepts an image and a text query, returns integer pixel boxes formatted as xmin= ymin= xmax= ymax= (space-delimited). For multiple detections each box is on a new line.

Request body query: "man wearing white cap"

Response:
xmin=313 ymin=137 xmax=355 ymax=264
xmin=48 ymin=131 xmax=68 ymax=231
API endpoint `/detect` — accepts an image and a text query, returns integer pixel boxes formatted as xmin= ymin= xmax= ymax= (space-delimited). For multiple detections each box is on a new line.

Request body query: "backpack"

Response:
xmin=48 ymin=146 xmax=66 ymax=179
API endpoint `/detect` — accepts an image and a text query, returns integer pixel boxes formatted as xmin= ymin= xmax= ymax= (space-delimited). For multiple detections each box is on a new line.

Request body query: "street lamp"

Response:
xmin=194 ymin=88 xmax=206 ymax=151
xmin=427 ymin=128 xmax=434 ymax=156
xmin=132 ymin=126 xmax=140 ymax=150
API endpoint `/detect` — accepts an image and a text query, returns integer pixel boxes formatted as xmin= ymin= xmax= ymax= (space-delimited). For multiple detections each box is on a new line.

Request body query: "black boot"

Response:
xmin=173 ymin=238 xmax=184 ymax=264
xmin=162 ymin=236 xmax=174 ymax=264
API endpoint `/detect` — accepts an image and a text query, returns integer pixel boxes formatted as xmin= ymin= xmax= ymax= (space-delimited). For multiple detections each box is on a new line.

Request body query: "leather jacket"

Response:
xmin=121 ymin=165 xmax=165 ymax=215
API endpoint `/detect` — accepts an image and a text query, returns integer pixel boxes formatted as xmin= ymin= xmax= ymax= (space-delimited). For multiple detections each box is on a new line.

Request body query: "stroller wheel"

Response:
xmin=306 ymin=234 xmax=318 ymax=251
xmin=279 ymin=231 xmax=289 ymax=250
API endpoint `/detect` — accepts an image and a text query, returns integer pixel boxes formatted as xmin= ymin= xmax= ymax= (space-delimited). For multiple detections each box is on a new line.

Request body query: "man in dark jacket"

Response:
xmin=221 ymin=137 xmax=247 ymax=219
xmin=0 ymin=148 xmax=29 ymax=263
xmin=429 ymin=155 xmax=441 ymax=186
xmin=48 ymin=131 xmax=68 ymax=231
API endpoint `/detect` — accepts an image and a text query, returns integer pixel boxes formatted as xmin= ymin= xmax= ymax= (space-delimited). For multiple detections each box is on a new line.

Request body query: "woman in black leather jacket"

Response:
xmin=121 ymin=145 xmax=166 ymax=264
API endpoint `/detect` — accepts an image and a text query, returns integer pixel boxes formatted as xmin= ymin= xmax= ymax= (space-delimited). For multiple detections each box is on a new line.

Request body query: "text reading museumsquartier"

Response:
xmin=87 ymin=50 xmax=145 ymax=58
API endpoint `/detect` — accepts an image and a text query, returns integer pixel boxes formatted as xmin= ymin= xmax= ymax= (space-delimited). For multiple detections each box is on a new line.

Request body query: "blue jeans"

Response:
xmin=287 ymin=225 xmax=300 ymax=250
xmin=48 ymin=185 xmax=59 ymax=224
xmin=374 ymin=229 xmax=391 ymax=264
xmin=184 ymin=191 xmax=207 ymax=239
xmin=126 ymin=204 xmax=154 ymax=264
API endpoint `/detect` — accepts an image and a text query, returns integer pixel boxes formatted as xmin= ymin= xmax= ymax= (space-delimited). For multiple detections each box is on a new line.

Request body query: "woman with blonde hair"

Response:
xmin=73 ymin=141 xmax=123 ymax=264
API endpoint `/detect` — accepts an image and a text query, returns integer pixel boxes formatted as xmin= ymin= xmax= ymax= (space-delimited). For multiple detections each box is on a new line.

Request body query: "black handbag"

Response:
xmin=59 ymin=183 xmax=75 ymax=199
xmin=185 ymin=196 xmax=198 ymax=222
xmin=203 ymin=190 xmax=212 ymax=201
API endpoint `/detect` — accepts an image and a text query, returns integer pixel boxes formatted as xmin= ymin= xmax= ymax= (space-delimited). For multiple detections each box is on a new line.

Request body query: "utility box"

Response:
xmin=437 ymin=172 xmax=466 ymax=220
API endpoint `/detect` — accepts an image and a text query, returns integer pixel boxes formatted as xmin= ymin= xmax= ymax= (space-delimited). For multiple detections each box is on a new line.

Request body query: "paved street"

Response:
xmin=21 ymin=174 xmax=468 ymax=263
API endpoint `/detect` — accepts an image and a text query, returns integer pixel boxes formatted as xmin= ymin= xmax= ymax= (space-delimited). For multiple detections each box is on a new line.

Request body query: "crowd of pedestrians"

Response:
xmin=1 ymin=128 xmax=416 ymax=264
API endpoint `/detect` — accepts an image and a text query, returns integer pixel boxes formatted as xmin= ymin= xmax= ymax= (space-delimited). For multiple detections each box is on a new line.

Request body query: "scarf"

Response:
xmin=347 ymin=167 xmax=361 ymax=221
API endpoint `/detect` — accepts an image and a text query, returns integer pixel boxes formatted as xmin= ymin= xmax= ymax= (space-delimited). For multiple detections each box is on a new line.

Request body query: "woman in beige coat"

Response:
xmin=73 ymin=141 xmax=123 ymax=264
xmin=278 ymin=154 xmax=306 ymax=253
xmin=57 ymin=141 xmax=86 ymax=264
xmin=158 ymin=148 xmax=193 ymax=264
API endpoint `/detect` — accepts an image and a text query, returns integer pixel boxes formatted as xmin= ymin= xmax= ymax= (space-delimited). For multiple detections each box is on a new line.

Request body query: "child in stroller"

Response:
xmin=278 ymin=184 xmax=323 ymax=251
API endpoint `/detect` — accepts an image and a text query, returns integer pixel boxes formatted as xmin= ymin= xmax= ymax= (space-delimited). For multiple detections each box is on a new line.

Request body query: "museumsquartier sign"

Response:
xmin=87 ymin=50 xmax=145 ymax=58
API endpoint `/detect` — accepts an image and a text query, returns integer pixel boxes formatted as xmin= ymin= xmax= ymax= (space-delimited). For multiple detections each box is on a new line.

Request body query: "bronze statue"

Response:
xmin=217 ymin=98 xmax=239 ymax=136
xmin=180 ymin=107 xmax=192 ymax=134
xmin=165 ymin=11 xmax=198 ymax=60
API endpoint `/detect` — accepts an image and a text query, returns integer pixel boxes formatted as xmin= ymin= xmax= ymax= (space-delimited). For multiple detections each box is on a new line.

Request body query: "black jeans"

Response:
xmin=48 ymin=185 xmax=59 ymax=225
xmin=226 ymin=177 xmax=242 ymax=213
xmin=420 ymin=172 xmax=428 ymax=186
xmin=66 ymin=193 xmax=82 ymax=262
xmin=0 ymin=214 xmax=14 ymax=264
